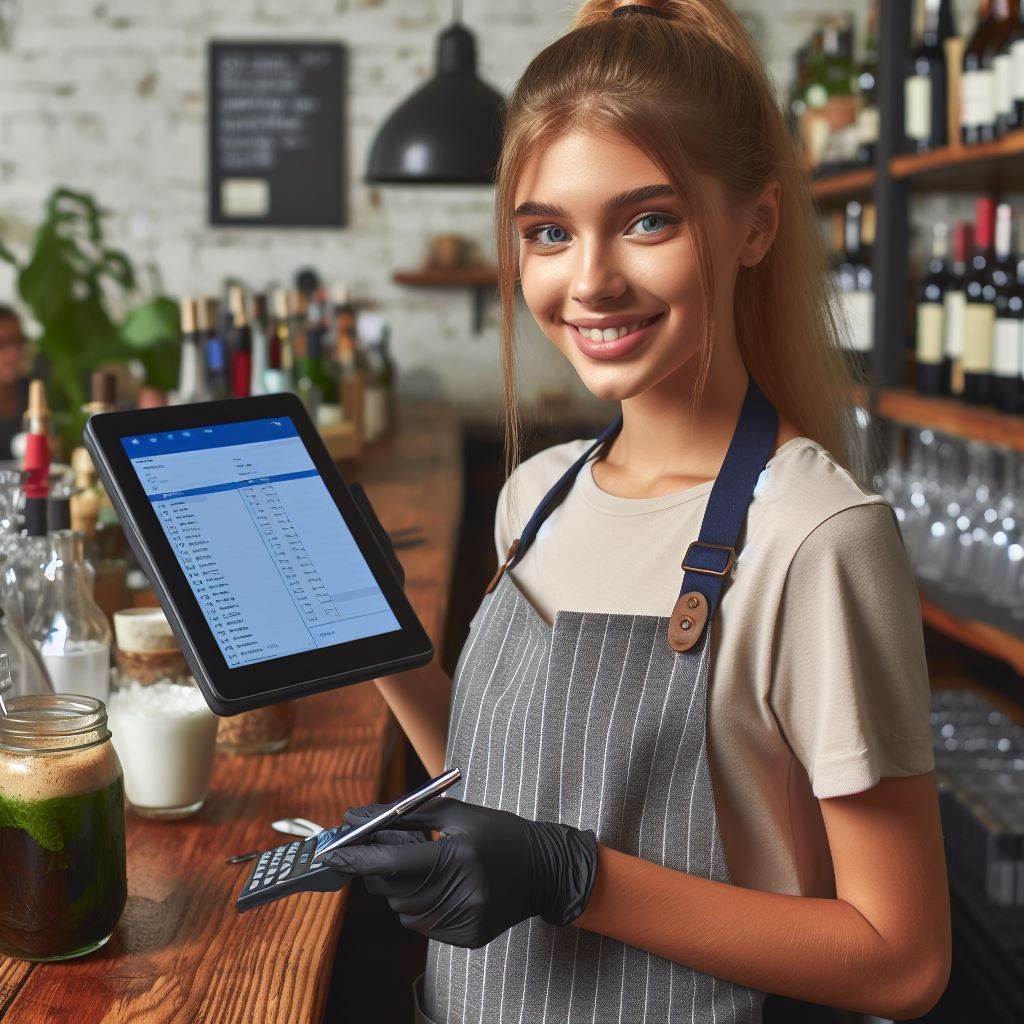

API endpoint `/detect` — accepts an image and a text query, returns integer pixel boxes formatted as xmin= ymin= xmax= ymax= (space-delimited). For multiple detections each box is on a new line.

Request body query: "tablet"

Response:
xmin=84 ymin=394 xmax=433 ymax=715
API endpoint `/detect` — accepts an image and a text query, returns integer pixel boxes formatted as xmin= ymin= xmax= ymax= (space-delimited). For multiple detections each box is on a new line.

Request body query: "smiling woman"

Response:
xmin=347 ymin=3 xmax=952 ymax=1022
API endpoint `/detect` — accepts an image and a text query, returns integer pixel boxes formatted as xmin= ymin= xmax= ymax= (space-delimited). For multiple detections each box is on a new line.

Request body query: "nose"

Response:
xmin=570 ymin=240 xmax=626 ymax=306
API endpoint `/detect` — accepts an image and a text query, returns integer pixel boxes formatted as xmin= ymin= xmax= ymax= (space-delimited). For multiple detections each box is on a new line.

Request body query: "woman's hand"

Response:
xmin=325 ymin=797 xmax=598 ymax=949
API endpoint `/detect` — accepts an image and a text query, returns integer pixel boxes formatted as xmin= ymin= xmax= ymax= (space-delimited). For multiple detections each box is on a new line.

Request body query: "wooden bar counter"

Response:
xmin=0 ymin=403 xmax=463 ymax=1023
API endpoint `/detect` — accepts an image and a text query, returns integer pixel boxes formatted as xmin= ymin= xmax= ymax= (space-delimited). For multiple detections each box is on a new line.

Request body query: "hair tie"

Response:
xmin=612 ymin=3 xmax=664 ymax=17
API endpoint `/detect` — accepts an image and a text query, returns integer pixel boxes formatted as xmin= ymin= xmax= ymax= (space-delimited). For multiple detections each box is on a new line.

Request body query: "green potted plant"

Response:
xmin=0 ymin=187 xmax=178 ymax=451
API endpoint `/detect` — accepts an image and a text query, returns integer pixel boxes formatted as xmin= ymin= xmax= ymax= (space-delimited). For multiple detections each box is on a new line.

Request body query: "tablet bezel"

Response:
xmin=84 ymin=394 xmax=433 ymax=715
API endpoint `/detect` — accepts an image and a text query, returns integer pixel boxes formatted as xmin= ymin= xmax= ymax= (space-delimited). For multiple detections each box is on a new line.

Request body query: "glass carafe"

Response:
xmin=29 ymin=532 xmax=111 ymax=703
xmin=0 ymin=569 xmax=52 ymax=698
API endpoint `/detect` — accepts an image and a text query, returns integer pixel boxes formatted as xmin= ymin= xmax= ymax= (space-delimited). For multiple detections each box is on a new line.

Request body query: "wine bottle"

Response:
xmin=856 ymin=3 xmax=880 ymax=165
xmin=249 ymin=293 xmax=269 ymax=397
xmin=963 ymin=196 xmax=998 ymax=404
xmin=176 ymin=297 xmax=210 ymax=404
xmin=228 ymin=285 xmax=252 ymax=399
xmin=917 ymin=222 xmax=951 ymax=395
xmin=199 ymin=297 xmax=229 ymax=401
xmin=837 ymin=200 xmax=874 ymax=378
xmin=944 ymin=222 xmax=973 ymax=397
xmin=1009 ymin=1 xmax=1024 ymax=128
xmin=994 ymin=1 xmax=1022 ymax=134
xmin=961 ymin=1 xmax=1000 ymax=145
xmin=992 ymin=202 xmax=1021 ymax=411
xmin=906 ymin=0 xmax=956 ymax=151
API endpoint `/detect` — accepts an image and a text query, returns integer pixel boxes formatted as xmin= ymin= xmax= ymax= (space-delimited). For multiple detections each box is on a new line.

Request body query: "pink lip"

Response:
xmin=567 ymin=313 xmax=664 ymax=361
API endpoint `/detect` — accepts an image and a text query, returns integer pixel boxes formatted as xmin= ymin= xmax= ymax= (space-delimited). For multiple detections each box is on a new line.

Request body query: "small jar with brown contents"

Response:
xmin=216 ymin=701 xmax=295 ymax=755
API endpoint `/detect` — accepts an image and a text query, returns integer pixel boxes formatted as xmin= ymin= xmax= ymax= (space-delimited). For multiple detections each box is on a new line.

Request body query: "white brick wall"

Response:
xmin=0 ymin=0 xmax=880 ymax=416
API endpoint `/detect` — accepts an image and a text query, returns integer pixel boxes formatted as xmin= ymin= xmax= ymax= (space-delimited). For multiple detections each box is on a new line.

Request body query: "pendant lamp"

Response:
xmin=365 ymin=0 xmax=504 ymax=185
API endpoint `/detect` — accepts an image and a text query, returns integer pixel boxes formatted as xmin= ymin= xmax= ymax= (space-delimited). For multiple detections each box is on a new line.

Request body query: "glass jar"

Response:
xmin=0 ymin=694 xmax=127 ymax=961
xmin=216 ymin=701 xmax=295 ymax=755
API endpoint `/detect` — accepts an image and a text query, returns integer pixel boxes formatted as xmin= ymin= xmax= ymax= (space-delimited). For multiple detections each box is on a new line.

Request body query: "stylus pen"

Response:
xmin=314 ymin=766 xmax=461 ymax=859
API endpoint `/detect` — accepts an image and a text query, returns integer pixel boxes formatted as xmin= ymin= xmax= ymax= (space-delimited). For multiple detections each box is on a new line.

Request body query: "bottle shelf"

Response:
xmin=919 ymin=592 xmax=1024 ymax=678
xmin=392 ymin=267 xmax=499 ymax=334
xmin=889 ymin=131 xmax=1024 ymax=191
xmin=810 ymin=168 xmax=876 ymax=203
xmin=876 ymin=388 xmax=1024 ymax=453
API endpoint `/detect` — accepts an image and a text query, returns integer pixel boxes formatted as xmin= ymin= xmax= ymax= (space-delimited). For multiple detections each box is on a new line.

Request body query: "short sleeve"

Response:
xmin=769 ymin=502 xmax=935 ymax=800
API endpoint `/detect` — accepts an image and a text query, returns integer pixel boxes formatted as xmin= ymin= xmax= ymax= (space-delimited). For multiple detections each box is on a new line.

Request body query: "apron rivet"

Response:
xmin=687 ymin=596 xmax=699 ymax=609
xmin=680 ymin=617 xmax=693 ymax=630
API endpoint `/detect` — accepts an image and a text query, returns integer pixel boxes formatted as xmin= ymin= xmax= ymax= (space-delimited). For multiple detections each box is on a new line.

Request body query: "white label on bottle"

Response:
xmin=905 ymin=74 xmax=932 ymax=141
xmin=1013 ymin=38 xmax=1024 ymax=100
xmin=961 ymin=68 xmax=996 ymax=128
xmin=995 ymin=53 xmax=1013 ymax=117
xmin=843 ymin=291 xmax=874 ymax=353
xmin=856 ymin=106 xmax=880 ymax=146
xmin=944 ymin=290 xmax=966 ymax=358
xmin=993 ymin=318 xmax=1022 ymax=377
xmin=363 ymin=385 xmax=388 ymax=443
xmin=963 ymin=302 xmax=995 ymax=371
xmin=916 ymin=303 xmax=945 ymax=363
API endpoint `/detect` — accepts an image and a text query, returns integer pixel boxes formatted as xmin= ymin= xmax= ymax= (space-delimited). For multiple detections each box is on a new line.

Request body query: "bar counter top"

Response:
xmin=0 ymin=403 xmax=463 ymax=1023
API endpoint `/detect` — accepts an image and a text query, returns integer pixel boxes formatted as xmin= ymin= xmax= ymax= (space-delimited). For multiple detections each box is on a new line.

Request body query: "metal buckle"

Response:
xmin=681 ymin=540 xmax=735 ymax=578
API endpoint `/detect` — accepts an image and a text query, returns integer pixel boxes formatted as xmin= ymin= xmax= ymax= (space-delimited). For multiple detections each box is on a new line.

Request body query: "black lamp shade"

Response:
xmin=366 ymin=23 xmax=505 ymax=185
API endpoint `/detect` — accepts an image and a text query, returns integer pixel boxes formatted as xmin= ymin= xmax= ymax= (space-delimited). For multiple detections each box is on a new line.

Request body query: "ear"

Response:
xmin=738 ymin=181 xmax=781 ymax=268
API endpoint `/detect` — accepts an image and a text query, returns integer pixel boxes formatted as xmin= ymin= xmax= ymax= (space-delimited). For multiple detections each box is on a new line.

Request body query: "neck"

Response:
xmin=607 ymin=314 xmax=750 ymax=486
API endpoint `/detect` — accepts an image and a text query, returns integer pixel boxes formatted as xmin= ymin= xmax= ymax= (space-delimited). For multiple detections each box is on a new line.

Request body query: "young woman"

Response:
xmin=328 ymin=2 xmax=951 ymax=1021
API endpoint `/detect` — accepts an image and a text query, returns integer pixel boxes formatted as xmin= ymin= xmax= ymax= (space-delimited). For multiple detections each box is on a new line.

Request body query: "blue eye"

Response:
xmin=531 ymin=225 xmax=570 ymax=247
xmin=630 ymin=214 xmax=669 ymax=236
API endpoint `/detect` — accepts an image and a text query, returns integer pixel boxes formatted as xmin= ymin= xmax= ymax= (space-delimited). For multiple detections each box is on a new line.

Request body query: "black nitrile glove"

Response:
xmin=325 ymin=797 xmax=599 ymax=949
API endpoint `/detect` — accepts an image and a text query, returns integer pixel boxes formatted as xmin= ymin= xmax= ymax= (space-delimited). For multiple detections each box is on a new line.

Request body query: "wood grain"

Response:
xmin=0 ymin=403 xmax=463 ymax=1024
xmin=877 ymin=387 xmax=1024 ymax=452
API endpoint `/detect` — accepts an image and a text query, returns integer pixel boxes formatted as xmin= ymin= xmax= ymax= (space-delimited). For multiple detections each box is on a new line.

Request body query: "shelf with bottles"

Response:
xmin=810 ymin=167 xmax=877 ymax=203
xmin=878 ymin=387 xmax=1024 ymax=450
xmin=890 ymin=130 xmax=1024 ymax=189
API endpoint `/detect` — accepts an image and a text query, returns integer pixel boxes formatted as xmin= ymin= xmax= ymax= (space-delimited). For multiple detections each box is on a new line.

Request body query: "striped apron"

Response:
xmin=415 ymin=376 xmax=778 ymax=1024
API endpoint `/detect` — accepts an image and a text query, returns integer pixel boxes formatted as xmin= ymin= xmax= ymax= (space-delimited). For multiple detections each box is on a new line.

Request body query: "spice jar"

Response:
xmin=216 ymin=701 xmax=295 ymax=755
xmin=0 ymin=694 xmax=127 ymax=961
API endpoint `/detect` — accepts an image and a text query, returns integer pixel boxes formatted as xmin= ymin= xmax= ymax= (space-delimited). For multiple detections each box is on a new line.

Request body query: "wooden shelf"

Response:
xmin=392 ymin=266 xmax=498 ymax=287
xmin=392 ymin=266 xmax=499 ymax=334
xmin=810 ymin=168 xmax=876 ymax=203
xmin=920 ymin=593 xmax=1024 ymax=677
xmin=889 ymin=132 xmax=1024 ymax=191
xmin=876 ymin=388 xmax=1024 ymax=452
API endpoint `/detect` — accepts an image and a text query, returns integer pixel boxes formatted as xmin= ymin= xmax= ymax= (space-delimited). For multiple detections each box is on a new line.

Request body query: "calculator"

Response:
xmin=235 ymin=766 xmax=461 ymax=913
xmin=236 ymin=827 xmax=357 ymax=912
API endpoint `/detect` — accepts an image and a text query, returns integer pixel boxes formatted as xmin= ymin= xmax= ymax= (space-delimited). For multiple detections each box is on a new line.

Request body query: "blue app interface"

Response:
xmin=122 ymin=417 xmax=400 ymax=668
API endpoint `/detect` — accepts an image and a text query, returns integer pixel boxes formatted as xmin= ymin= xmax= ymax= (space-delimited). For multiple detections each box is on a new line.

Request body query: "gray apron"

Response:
xmin=415 ymin=377 xmax=778 ymax=1023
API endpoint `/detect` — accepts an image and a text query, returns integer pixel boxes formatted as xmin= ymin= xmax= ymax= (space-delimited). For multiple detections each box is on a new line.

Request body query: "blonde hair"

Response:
xmin=495 ymin=0 xmax=865 ymax=483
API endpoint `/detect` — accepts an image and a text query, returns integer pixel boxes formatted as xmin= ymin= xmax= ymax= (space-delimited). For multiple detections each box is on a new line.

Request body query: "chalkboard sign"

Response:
xmin=208 ymin=42 xmax=346 ymax=228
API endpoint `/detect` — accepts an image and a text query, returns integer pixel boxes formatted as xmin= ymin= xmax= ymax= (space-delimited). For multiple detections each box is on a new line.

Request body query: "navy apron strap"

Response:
xmin=667 ymin=375 xmax=778 ymax=653
xmin=485 ymin=376 xmax=779 ymax=656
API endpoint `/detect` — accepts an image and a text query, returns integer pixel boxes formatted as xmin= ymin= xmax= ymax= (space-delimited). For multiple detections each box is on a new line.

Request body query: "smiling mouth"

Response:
xmin=569 ymin=313 xmax=662 ymax=342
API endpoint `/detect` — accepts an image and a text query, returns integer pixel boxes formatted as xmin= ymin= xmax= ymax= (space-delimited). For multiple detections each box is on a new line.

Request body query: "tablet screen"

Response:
xmin=122 ymin=416 xmax=401 ymax=668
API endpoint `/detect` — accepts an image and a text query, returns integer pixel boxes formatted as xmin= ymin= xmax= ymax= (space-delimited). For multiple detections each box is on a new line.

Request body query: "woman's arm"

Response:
xmin=374 ymin=654 xmax=452 ymax=777
xmin=574 ymin=773 xmax=951 ymax=1020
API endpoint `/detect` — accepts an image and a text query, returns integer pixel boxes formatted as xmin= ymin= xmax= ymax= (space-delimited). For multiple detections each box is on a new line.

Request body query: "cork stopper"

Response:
xmin=272 ymin=289 xmax=289 ymax=319
xmin=25 ymin=379 xmax=51 ymax=435
xmin=180 ymin=296 xmax=197 ymax=334
xmin=90 ymin=371 xmax=117 ymax=409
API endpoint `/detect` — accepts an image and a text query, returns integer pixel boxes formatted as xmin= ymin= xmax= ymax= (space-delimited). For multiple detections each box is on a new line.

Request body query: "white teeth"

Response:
xmin=579 ymin=317 xmax=653 ymax=342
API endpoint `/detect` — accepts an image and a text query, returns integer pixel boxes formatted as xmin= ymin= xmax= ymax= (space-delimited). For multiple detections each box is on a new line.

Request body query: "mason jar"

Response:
xmin=0 ymin=695 xmax=127 ymax=961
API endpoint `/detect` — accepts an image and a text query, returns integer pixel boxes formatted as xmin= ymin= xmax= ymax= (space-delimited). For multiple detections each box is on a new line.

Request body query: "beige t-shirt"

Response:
xmin=493 ymin=435 xmax=934 ymax=899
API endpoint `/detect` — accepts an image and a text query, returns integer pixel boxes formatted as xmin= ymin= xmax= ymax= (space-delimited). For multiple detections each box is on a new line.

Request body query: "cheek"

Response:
xmin=519 ymin=253 xmax=568 ymax=335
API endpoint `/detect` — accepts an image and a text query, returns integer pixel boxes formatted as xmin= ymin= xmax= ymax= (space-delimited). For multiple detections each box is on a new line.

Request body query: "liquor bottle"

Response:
xmin=1009 ymin=2 xmax=1024 ymax=127
xmin=992 ymin=203 xmax=1022 ymax=410
xmin=306 ymin=296 xmax=340 ymax=409
xmin=917 ymin=222 xmax=951 ymax=395
xmin=228 ymin=285 xmax=252 ymax=399
xmin=905 ymin=0 xmax=956 ymax=151
xmin=264 ymin=290 xmax=297 ymax=394
xmin=994 ymin=1 xmax=1022 ymax=133
xmin=293 ymin=329 xmax=322 ymax=423
xmin=836 ymin=200 xmax=874 ymax=377
xmin=175 ymin=298 xmax=209 ymax=403
xmin=249 ymin=293 xmax=269 ymax=397
xmin=944 ymin=221 xmax=973 ymax=397
xmin=961 ymin=1 xmax=1000 ymax=145
xmin=855 ymin=4 xmax=880 ymax=164
xmin=356 ymin=313 xmax=394 ymax=443
xmin=196 ymin=298 xmax=228 ymax=400
xmin=963 ymin=197 xmax=998 ymax=403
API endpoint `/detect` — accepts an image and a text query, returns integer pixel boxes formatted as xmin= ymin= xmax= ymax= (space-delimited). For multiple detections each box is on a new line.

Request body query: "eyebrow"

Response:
xmin=513 ymin=183 xmax=677 ymax=220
